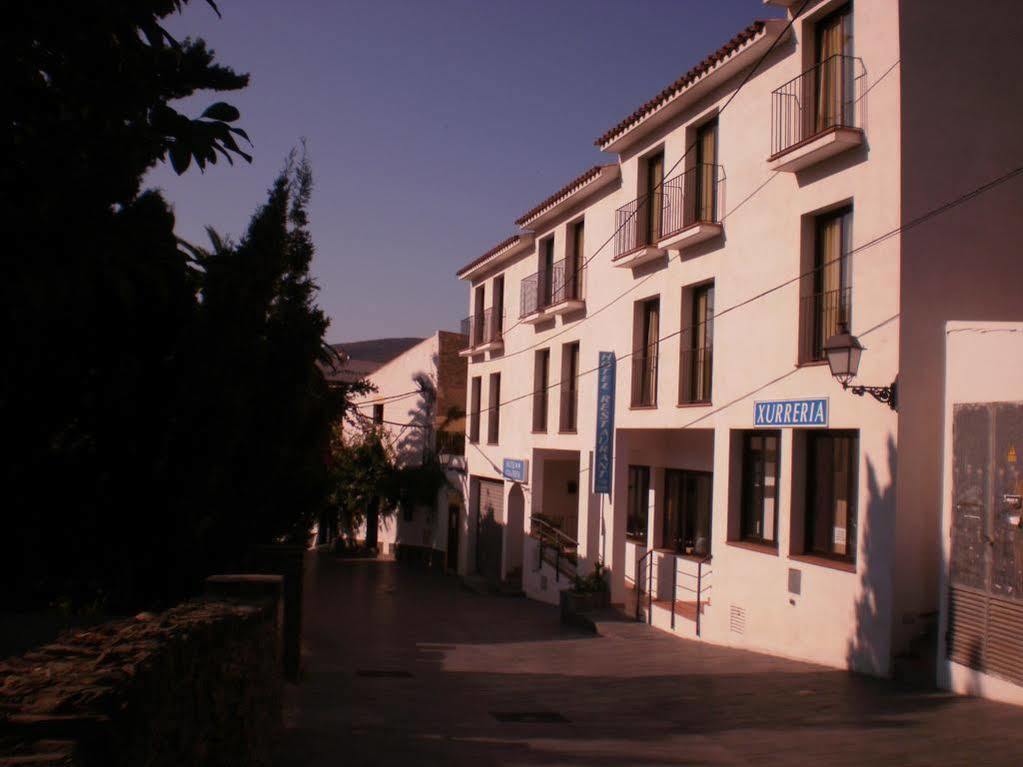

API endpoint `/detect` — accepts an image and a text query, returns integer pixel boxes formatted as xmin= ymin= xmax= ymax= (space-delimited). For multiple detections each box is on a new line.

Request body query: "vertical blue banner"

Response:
xmin=594 ymin=351 xmax=616 ymax=494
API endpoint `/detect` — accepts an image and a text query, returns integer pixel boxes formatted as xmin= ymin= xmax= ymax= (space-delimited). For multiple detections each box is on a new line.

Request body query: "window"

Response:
xmin=627 ymin=465 xmax=650 ymax=543
xmin=568 ymin=220 xmax=584 ymax=301
xmin=469 ymin=376 xmax=481 ymax=443
xmin=487 ymin=372 xmax=501 ymax=444
xmin=559 ymin=342 xmax=580 ymax=432
xmin=805 ymin=430 xmax=858 ymax=561
xmin=644 ymin=151 xmax=665 ymax=244
xmin=632 ymin=297 xmax=659 ymax=407
xmin=372 ymin=403 xmax=384 ymax=424
xmin=493 ymin=275 xmax=505 ymax=337
xmin=664 ymin=470 xmax=713 ymax=557
xmin=540 ymin=236 xmax=555 ymax=307
xmin=681 ymin=283 xmax=714 ymax=404
xmin=802 ymin=206 xmax=852 ymax=363
xmin=688 ymin=119 xmax=718 ymax=226
xmin=740 ymin=431 xmax=780 ymax=546
xmin=532 ymin=349 xmax=550 ymax=432
xmin=814 ymin=3 xmax=854 ymax=134
xmin=472 ymin=284 xmax=485 ymax=346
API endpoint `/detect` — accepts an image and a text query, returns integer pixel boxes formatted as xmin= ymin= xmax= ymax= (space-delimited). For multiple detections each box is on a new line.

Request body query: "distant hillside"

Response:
xmin=331 ymin=337 xmax=424 ymax=364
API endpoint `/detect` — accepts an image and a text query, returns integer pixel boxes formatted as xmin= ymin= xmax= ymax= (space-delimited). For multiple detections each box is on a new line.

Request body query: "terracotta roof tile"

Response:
xmin=514 ymin=164 xmax=617 ymax=227
xmin=456 ymin=234 xmax=522 ymax=278
xmin=595 ymin=21 xmax=767 ymax=148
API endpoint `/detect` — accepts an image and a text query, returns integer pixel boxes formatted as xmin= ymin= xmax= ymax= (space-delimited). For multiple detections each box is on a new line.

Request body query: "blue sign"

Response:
xmin=594 ymin=352 xmax=617 ymax=494
xmin=754 ymin=397 xmax=829 ymax=428
xmin=502 ymin=458 xmax=529 ymax=483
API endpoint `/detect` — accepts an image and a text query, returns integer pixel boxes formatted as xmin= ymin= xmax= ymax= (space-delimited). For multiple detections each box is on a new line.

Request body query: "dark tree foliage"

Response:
xmin=3 ymin=2 xmax=340 ymax=611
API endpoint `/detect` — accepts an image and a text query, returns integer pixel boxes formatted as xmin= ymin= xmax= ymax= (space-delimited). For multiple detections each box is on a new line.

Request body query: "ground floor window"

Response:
xmin=805 ymin=430 xmax=858 ymax=561
xmin=627 ymin=465 xmax=650 ymax=543
xmin=664 ymin=470 xmax=712 ymax=557
xmin=740 ymin=430 xmax=780 ymax=546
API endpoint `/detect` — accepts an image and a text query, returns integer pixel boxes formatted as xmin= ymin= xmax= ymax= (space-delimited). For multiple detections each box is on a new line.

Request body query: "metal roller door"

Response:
xmin=948 ymin=402 xmax=1023 ymax=685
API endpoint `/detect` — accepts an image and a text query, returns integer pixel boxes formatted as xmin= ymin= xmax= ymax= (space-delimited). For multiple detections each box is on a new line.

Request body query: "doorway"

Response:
xmin=446 ymin=503 xmax=460 ymax=572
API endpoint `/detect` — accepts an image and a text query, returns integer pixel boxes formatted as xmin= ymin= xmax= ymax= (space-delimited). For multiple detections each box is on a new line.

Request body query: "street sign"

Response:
xmin=754 ymin=397 xmax=828 ymax=428
xmin=594 ymin=351 xmax=616 ymax=494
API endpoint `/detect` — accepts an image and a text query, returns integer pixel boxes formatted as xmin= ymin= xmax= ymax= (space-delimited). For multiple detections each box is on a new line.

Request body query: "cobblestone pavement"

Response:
xmin=276 ymin=554 xmax=1023 ymax=766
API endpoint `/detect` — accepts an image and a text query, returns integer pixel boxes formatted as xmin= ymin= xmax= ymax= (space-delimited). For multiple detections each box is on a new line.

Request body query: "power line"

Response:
xmin=466 ymin=313 xmax=899 ymax=484
xmin=492 ymin=2 xmax=812 ymax=342
xmin=490 ymin=54 xmax=899 ymax=366
xmin=466 ymin=161 xmax=1023 ymax=420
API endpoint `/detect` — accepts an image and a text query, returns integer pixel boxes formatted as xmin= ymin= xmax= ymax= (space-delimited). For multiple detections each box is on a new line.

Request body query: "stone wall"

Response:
xmin=0 ymin=577 xmax=283 ymax=766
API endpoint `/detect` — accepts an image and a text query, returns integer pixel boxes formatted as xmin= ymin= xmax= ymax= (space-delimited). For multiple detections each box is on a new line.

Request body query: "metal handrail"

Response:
xmin=634 ymin=547 xmax=657 ymax=623
xmin=671 ymin=554 xmax=712 ymax=636
xmin=530 ymin=514 xmax=578 ymax=583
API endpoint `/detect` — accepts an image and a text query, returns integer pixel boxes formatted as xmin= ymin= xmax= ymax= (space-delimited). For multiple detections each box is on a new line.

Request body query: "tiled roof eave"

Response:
xmin=595 ymin=20 xmax=774 ymax=151
xmin=514 ymin=164 xmax=617 ymax=227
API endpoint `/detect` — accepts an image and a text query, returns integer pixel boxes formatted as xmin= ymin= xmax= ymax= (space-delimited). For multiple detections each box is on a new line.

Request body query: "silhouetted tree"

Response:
xmin=3 ymin=2 xmax=343 ymax=611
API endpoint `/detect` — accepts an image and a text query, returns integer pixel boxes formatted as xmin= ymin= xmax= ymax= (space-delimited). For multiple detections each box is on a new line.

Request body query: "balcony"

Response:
xmin=679 ymin=346 xmax=713 ymax=405
xmin=769 ymin=55 xmax=864 ymax=173
xmin=799 ymin=287 xmax=851 ymax=364
xmin=519 ymin=259 xmax=585 ymax=324
xmin=657 ymin=163 xmax=724 ymax=252
xmin=459 ymin=307 xmax=504 ymax=356
xmin=612 ymin=197 xmax=665 ymax=268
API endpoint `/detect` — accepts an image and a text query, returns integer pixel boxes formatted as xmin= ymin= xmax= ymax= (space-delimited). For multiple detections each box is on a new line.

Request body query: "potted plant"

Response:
xmin=560 ymin=561 xmax=610 ymax=621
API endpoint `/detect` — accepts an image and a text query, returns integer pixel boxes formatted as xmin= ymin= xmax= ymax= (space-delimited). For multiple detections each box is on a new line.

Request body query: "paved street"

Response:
xmin=277 ymin=555 xmax=1023 ymax=766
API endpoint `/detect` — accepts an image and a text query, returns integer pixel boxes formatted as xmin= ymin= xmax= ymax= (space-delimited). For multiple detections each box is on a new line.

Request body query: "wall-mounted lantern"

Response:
xmin=823 ymin=323 xmax=897 ymax=410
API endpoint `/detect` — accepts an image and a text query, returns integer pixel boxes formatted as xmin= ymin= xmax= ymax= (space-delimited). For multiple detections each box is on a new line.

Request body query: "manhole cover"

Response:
xmin=491 ymin=711 xmax=569 ymax=723
xmin=357 ymin=670 xmax=414 ymax=678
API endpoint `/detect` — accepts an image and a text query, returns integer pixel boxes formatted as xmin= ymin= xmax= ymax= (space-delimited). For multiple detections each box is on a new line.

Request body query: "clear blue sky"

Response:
xmin=147 ymin=0 xmax=781 ymax=343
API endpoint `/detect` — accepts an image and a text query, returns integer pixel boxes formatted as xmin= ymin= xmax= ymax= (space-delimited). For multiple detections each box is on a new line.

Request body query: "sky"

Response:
xmin=147 ymin=0 xmax=782 ymax=344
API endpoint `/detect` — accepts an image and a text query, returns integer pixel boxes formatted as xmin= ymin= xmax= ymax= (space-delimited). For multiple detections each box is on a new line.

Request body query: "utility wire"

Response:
xmin=492 ymin=1 xmax=812 ymax=342
xmin=466 ymin=161 xmax=1023 ymax=421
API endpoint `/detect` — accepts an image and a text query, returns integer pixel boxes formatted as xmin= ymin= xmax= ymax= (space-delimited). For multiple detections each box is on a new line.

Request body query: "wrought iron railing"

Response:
xmin=679 ymin=346 xmax=713 ymax=404
xmin=460 ymin=307 xmax=503 ymax=350
xmin=613 ymin=196 xmax=660 ymax=260
xmin=800 ymin=287 xmax=851 ymax=363
xmin=661 ymin=163 xmax=724 ymax=240
xmin=530 ymin=514 xmax=579 ymax=582
xmin=519 ymin=272 xmax=540 ymax=318
xmin=435 ymin=430 xmax=465 ymax=456
xmin=630 ymin=353 xmax=658 ymax=407
xmin=520 ymin=259 xmax=584 ymax=318
xmin=770 ymin=54 xmax=863 ymax=157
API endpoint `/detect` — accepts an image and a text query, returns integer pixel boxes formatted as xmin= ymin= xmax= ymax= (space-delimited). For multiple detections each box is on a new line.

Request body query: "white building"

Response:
xmin=454 ymin=0 xmax=1023 ymax=702
xmin=345 ymin=331 xmax=469 ymax=570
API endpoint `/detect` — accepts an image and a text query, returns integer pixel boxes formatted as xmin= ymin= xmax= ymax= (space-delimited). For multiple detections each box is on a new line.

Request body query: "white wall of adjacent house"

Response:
xmin=459 ymin=0 xmax=1021 ymax=680
xmin=347 ymin=332 xmax=468 ymax=561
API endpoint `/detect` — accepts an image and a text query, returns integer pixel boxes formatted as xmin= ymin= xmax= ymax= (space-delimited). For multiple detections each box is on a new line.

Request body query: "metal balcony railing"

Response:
xmin=630 ymin=352 xmax=658 ymax=407
xmin=771 ymin=54 xmax=863 ymax=157
xmin=661 ymin=163 xmax=724 ymax=239
xmin=435 ymin=430 xmax=465 ymax=456
xmin=460 ymin=307 xmax=503 ymax=350
xmin=519 ymin=259 xmax=584 ymax=318
xmin=613 ymin=196 xmax=661 ymax=260
xmin=800 ymin=287 xmax=851 ymax=363
xmin=679 ymin=346 xmax=713 ymax=405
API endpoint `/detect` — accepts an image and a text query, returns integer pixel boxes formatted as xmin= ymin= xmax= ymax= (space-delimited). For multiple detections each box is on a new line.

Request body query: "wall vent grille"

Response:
xmin=730 ymin=605 xmax=746 ymax=634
